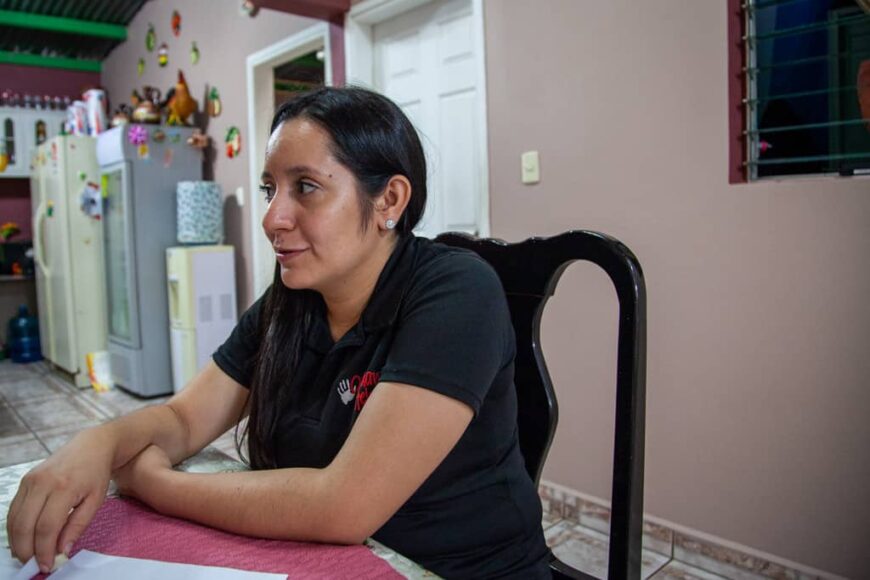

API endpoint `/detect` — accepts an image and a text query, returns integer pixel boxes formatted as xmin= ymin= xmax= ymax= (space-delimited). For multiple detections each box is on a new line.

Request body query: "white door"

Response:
xmin=372 ymin=0 xmax=483 ymax=239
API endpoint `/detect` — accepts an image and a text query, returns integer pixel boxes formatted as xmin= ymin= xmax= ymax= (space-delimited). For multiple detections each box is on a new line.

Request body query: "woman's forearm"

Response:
xmin=142 ymin=467 xmax=367 ymax=545
xmin=94 ymin=404 xmax=192 ymax=468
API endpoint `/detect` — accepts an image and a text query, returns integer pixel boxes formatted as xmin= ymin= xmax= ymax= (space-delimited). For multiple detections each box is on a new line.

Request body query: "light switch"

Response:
xmin=235 ymin=186 xmax=245 ymax=207
xmin=521 ymin=150 xmax=540 ymax=184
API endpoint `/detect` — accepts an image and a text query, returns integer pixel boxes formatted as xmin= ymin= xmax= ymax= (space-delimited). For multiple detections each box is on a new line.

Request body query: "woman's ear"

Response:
xmin=376 ymin=175 xmax=412 ymax=231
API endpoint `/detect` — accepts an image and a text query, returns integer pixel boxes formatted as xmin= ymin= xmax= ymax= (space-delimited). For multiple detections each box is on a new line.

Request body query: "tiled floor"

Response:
xmin=0 ymin=360 xmax=724 ymax=579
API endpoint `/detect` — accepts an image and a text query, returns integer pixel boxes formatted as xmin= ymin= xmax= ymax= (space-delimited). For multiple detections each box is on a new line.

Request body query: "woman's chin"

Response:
xmin=280 ymin=269 xmax=313 ymax=291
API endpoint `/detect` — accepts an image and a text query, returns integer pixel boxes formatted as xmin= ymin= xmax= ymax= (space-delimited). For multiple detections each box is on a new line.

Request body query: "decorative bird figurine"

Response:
xmin=165 ymin=70 xmax=198 ymax=126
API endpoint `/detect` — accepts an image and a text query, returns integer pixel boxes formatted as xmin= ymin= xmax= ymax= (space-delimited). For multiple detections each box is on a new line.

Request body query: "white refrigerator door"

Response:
xmin=64 ymin=138 xmax=106 ymax=386
xmin=44 ymin=142 xmax=78 ymax=373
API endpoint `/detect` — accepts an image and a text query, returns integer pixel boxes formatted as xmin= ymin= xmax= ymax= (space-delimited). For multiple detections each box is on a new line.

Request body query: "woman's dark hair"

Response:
xmin=238 ymin=86 xmax=428 ymax=469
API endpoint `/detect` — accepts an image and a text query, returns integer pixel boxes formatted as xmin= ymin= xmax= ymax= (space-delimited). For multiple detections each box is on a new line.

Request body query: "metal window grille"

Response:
xmin=743 ymin=0 xmax=870 ymax=180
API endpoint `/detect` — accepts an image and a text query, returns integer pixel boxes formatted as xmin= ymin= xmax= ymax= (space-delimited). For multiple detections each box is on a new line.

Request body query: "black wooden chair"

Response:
xmin=435 ymin=231 xmax=647 ymax=580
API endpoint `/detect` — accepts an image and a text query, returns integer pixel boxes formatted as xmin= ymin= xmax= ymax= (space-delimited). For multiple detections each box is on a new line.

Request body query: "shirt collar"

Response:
xmin=361 ymin=233 xmax=418 ymax=333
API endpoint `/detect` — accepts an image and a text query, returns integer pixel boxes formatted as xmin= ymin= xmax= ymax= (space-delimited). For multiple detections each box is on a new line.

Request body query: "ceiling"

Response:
xmin=0 ymin=0 xmax=148 ymax=71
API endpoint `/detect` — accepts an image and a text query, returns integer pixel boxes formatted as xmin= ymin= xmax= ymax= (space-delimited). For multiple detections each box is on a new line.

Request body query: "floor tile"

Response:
xmin=33 ymin=424 xmax=94 ymax=453
xmin=650 ymin=560 xmax=728 ymax=579
xmin=542 ymin=510 xmax=563 ymax=530
xmin=0 ymin=376 xmax=66 ymax=405
xmin=14 ymin=396 xmax=103 ymax=432
xmin=0 ymin=404 xmax=30 ymax=443
xmin=0 ymin=437 xmax=48 ymax=468
xmin=78 ymin=388 xmax=170 ymax=419
xmin=546 ymin=521 xmax=671 ymax=579
xmin=0 ymin=365 xmax=39 ymax=384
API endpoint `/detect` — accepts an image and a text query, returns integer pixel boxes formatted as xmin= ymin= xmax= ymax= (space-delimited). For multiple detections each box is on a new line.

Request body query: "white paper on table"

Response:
xmin=8 ymin=550 xmax=288 ymax=580
xmin=0 ymin=551 xmax=36 ymax=580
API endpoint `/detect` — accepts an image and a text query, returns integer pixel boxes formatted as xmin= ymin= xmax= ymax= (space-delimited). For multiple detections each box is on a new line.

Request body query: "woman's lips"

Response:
xmin=275 ymin=248 xmax=307 ymax=264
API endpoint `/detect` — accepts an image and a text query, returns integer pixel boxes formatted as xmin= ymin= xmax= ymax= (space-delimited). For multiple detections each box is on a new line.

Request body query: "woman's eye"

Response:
xmin=298 ymin=181 xmax=318 ymax=196
xmin=259 ymin=184 xmax=275 ymax=202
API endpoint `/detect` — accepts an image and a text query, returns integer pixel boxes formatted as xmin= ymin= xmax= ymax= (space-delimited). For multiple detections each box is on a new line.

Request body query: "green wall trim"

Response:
xmin=0 ymin=51 xmax=101 ymax=72
xmin=0 ymin=10 xmax=127 ymax=40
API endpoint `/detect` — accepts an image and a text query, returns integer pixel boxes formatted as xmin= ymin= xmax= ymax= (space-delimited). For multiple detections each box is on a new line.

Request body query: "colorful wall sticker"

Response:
xmin=240 ymin=1 xmax=259 ymax=17
xmin=190 ymin=41 xmax=200 ymax=65
xmin=158 ymin=43 xmax=169 ymax=67
xmin=171 ymin=10 xmax=181 ymax=36
xmin=207 ymin=87 xmax=222 ymax=117
xmin=146 ymin=24 xmax=156 ymax=51
xmin=138 ymin=57 xmax=145 ymax=77
xmin=225 ymin=126 xmax=241 ymax=158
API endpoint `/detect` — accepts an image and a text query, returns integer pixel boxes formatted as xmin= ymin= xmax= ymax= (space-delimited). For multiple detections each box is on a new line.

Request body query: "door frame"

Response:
xmin=246 ymin=22 xmax=333 ymax=297
xmin=345 ymin=0 xmax=491 ymax=238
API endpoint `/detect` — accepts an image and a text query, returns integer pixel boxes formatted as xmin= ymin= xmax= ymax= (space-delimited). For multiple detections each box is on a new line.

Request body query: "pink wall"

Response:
xmin=0 ymin=179 xmax=32 ymax=241
xmin=484 ymin=1 xmax=870 ymax=577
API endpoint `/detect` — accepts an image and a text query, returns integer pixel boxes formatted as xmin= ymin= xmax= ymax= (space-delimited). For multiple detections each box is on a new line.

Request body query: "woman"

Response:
xmin=6 ymin=87 xmax=551 ymax=579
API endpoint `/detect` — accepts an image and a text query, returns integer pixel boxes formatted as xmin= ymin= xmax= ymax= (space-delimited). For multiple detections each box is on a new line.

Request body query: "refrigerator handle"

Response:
xmin=33 ymin=201 xmax=50 ymax=276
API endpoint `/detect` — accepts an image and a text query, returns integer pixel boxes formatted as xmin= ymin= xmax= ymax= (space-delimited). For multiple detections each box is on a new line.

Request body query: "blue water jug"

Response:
xmin=7 ymin=305 xmax=43 ymax=363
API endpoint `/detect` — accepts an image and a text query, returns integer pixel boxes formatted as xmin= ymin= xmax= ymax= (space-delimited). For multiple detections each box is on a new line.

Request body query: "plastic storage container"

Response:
xmin=177 ymin=181 xmax=223 ymax=244
xmin=7 ymin=305 xmax=43 ymax=363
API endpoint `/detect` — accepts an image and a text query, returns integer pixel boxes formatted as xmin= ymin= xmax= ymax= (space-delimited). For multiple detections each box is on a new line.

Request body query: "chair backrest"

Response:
xmin=435 ymin=230 xmax=647 ymax=580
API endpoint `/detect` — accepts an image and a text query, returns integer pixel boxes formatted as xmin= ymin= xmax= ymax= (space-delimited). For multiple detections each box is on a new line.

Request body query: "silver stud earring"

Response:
xmin=385 ymin=219 xmax=396 ymax=230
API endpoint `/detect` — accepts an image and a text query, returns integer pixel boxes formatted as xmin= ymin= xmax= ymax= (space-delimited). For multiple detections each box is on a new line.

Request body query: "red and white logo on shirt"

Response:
xmin=337 ymin=371 xmax=381 ymax=412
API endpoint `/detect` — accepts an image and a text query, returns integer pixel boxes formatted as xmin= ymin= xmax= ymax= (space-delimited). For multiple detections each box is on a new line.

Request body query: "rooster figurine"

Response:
xmin=165 ymin=70 xmax=198 ymax=126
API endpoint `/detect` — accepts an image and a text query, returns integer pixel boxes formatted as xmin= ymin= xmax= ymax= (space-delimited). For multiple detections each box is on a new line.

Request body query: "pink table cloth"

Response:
xmin=39 ymin=497 xmax=403 ymax=579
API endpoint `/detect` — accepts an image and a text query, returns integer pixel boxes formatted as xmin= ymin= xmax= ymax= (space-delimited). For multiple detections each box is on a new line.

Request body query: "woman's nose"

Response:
xmin=262 ymin=192 xmax=296 ymax=236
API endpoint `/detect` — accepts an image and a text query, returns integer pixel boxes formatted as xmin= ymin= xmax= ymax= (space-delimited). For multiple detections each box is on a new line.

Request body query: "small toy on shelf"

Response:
xmin=186 ymin=129 xmax=209 ymax=149
xmin=131 ymin=87 xmax=162 ymax=124
xmin=164 ymin=70 xmax=198 ymax=126
xmin=0 ymin=222 xmax=20 ymax=241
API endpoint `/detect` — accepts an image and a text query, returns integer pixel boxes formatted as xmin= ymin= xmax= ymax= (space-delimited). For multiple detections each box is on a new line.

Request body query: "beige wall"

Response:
xmin=101 ymin=0 xmax=317 ymax=307
xmin=483 ymin=0 xmax=870 ymax=577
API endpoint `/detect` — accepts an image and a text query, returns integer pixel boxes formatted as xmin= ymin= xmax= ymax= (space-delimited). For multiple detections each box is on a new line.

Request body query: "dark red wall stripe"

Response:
xmin=727 ymin=0 xmax=747 ymax=184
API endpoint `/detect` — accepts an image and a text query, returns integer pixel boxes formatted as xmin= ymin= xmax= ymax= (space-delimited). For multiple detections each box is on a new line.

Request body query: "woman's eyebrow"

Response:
xmin=284 ymin=165 xmax=328 ymax=178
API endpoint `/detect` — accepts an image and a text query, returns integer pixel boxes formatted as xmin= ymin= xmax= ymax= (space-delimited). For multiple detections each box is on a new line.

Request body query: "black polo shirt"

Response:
xmin=213 ymin=235 xmax=551 ymax=579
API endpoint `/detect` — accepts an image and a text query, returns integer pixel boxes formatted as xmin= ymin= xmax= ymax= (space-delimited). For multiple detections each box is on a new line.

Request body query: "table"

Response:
xmin=0 ymin=447 xmax=435 ymax=579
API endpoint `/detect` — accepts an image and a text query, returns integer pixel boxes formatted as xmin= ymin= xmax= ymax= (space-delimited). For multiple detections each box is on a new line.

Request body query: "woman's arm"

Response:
xmin=6 ymin=361 xmax=249 ymax=572
xmin=118 ymin=380 xmax=473 ymax=545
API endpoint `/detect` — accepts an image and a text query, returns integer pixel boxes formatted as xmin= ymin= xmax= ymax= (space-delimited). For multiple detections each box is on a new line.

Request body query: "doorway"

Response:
xmin=246 ymin=23 xmax=332 ymax=297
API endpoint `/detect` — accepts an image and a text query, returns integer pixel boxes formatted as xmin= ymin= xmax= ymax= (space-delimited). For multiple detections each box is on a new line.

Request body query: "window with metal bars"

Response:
xmin=742 ymin=0 xmax=870 ymax=180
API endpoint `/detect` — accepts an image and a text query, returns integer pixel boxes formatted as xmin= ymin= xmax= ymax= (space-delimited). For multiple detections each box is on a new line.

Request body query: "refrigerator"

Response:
xmin=166 ymin=245 xmax=237 ymax=392
xmin=30 ymin=136 xmax=107 ymax=387
xmin=97 ymin=125 xmax=202 ymax=397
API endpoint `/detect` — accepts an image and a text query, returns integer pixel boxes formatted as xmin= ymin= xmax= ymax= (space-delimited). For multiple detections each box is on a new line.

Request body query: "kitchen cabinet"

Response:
xmin=0 ymin=107 xmax=66 ymax=178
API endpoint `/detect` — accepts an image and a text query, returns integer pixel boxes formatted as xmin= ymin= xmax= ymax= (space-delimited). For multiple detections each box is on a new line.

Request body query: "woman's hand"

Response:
xmin=113 ymin=445 xmax=173 ymax=504
xmin=6 ymin=428 xmax=115 ymax=574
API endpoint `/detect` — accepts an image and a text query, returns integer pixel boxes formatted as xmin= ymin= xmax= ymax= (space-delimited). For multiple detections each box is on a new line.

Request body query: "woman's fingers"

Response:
xmin=32 ymin=488 xmax=79 ymax=573
xmin=7 ymin=479 xmax=49 ymax=564
xmin=56 ymin=492 xmax=104 ymax=558
xmin=5 ymin=482 xmax=29 ymax=559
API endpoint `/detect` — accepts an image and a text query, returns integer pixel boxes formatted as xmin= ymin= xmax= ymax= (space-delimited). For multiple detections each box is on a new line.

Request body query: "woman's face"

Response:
xmin=260 ymin=118 xmax=382 ymax=294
